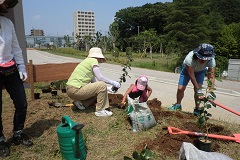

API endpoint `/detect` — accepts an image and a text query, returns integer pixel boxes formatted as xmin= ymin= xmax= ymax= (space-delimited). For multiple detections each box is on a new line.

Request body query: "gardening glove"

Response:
xmin=196 ymin=88 xmax=204 ymax=99
xmin=119 ymin=102 xmax=126 ymax=109
xmin=112 ymin=81 xmax=121 ymax=88
xmin=18 ymin=64 xmax=28 ymax=81
xmin=107 ymin=86 xmax=114 ymax=93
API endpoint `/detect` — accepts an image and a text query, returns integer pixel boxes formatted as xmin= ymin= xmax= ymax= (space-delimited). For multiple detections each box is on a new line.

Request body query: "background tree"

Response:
xmin=109 ymin=22 xmax=120 ymax=50
xmin=83 ymin=34 xmax=93 ymax=51
xmin=64 ymin=35 xmax=70 ymax=47
xmin=215 ymin=23 xmax=240 ymax=59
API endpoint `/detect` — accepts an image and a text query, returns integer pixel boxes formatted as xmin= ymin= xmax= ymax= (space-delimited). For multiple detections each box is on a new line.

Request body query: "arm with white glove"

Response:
xmin=10 ymin=23 xmax=27 ymax=82
xmin=93 ymin=66 xmax=121 ymax=88
xmin=17 ymin=64 xmax=28 ymax=81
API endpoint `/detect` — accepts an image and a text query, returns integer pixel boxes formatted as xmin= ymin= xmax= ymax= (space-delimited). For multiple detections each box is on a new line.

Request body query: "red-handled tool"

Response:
xmin=168 ymin=126 xmax=240 ymax=143
xmin=213 ymin=101 xmax=240 ymax=116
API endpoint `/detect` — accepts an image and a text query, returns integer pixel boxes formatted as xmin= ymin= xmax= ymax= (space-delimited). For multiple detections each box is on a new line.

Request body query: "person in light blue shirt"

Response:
xmin=169 ymin=43 xmax=216 ymax=116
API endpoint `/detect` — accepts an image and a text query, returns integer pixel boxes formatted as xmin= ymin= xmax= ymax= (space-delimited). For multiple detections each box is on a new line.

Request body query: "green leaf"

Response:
xmin=206 ymin=104 xmax=211 ymax=109
xmin=132 ymin=151 xmax=139 ymax=159
xmin=207 ymin=113 xmax=212 ymax=117
xmin=207 ymin=80 xmax=213 ymax=87
xmin=144 ymin=149 xmax=152 ymax=159
xmin=123 ymin=77 xmax=126 ymax=82
xmin=209 ymin=101 xmax=216 ymax=107
xmin=138 ymin=154 xmax=144 ymax=160
xmin=124 ymin=156 xmax=132 ymax=160
xmin=198 ymin=116 xmax=205 ymax=127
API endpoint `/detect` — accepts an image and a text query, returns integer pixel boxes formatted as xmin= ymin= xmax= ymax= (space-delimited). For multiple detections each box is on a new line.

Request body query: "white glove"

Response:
xmin=196 ymin=88 xmax=203 ymax=94
xmin=112 ymin=81 xmax=121 ymax=88
xmin=19 ymin=72 xmax=28 ymax=81
xmin=196 ymin=88 xmax=204 ymax=99
xmin=18 ymin=64 xmax=28 ymax=81
xmin=107 ymin=86 xmax=114 ymax=93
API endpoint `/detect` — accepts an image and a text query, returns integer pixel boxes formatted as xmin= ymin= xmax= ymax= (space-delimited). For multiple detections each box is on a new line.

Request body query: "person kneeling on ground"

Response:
xmin=120 ymin=75 xmax=152 ymax=108
xmin=66 ymin=47 xmax=121 ymax=117
xmin=169 ymin=43 xmax=216 ymax=116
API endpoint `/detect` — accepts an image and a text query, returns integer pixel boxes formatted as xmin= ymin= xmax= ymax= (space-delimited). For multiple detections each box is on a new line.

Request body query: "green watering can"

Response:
xmin=57 ymin=116 xmax=87 ymax=160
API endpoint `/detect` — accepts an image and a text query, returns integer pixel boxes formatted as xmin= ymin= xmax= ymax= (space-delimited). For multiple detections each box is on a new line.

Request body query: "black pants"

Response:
xmin=0 ymin=65 xmax=27 ymax=136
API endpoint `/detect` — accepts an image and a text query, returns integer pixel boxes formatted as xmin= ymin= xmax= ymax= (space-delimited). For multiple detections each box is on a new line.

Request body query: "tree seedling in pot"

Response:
xmin=111 ymin=54 xmax=133 ymax=92
xmin=195 ymin=79 xmax=216 ymax=150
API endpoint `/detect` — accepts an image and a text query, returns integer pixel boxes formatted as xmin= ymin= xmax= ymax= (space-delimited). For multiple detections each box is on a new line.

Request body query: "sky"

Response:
xmin=22 ymin=0 xmax=172 ymax=37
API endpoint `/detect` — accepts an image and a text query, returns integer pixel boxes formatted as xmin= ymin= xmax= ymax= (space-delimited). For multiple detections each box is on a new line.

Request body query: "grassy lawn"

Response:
xmin=2 ymin=89 xmax=240 ymax=160
xmin=44 ymin=48 xmax=179 ymax=73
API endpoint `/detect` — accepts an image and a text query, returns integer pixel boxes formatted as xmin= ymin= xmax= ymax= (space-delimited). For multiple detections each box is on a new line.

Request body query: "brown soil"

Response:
xmin=2 ymin=90 xmax=239 ymax=159
xmin=108 ymin=94 xmax=236 ymax=157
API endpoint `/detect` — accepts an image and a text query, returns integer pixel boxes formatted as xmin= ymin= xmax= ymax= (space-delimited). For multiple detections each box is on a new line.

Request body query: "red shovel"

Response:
xmin=168 ymin=126 xmax=240 ymax=143
xmin=213 ymin=101 xmax=240 ymax=116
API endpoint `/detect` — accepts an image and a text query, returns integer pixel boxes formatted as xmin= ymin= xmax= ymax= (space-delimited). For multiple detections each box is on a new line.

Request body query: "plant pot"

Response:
xmin=51 ymin=90 xmax=58 ymax=96
xmin=34 ymin=93 xmax=40 ymax=99
xmin=42 ymin=88 xmax=51 ymax=93
xmin=194 ymin=137 xmax=212 ymax=152
xmin=61 ymin=88 xmax=67 ymax=93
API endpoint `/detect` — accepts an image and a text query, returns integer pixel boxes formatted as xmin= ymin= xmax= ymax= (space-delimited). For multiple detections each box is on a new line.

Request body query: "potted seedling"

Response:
xmin=60 ymin=81 xmax=67 ymax=93
xmin=50 ymin=82 xmax=58 ymax=96
xmin=111 ymin=54 xmax=133 ymax=92
xmin=34 ymin=85 xmax=41 ymax=99
xmin=195 ymin=79 xmax=217 ymax=152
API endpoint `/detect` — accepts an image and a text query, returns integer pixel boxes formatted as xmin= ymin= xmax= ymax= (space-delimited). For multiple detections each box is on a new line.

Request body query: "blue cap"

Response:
xmin=193 ymin=43 xmax=215 ymax=60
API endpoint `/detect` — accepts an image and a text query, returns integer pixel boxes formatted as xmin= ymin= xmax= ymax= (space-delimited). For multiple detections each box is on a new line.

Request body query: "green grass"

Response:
xmin=41 ymin=48 xmax=179 ymax=73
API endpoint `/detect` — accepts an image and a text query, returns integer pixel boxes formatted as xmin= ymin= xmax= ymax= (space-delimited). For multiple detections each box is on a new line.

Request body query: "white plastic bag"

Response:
xmin=126 ymin=96 xmax=156 ymax=132
xmin=179 ymin=142 xmax=233 ymax=160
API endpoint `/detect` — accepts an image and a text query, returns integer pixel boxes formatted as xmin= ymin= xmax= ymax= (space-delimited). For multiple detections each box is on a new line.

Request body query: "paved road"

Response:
xmin=27 ymin=49 xmax=240 ymax=124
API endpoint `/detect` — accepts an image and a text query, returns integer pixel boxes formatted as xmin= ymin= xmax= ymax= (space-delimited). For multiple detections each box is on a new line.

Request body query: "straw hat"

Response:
xmin=88 ymin=47 xmax=106 ymax=61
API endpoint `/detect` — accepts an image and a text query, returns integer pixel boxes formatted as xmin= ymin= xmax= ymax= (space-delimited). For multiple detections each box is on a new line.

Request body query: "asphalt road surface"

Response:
xmin=27 ymin=49 xmax=240 ymax=124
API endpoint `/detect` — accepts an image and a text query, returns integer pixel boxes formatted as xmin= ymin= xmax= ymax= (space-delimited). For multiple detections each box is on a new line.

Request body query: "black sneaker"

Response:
xmin=193 ymin=108 xmax=199 ymax=116
xmin=0 ymin=141 xmax=10 ymax=157
xmin=12 ymin=133 xmax=33 ymax=147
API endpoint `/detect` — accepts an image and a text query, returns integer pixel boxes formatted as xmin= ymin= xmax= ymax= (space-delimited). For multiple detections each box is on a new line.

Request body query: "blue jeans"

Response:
xmin=178 ymin=65 xmax=206 ymax=86
xmin=0 ymin=65 xmax=27 ymax=137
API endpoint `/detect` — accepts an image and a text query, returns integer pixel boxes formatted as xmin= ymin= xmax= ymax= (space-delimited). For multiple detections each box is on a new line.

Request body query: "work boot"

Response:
xmin=12 ymin=132 xmax=33 ymax=147
xmin=169 ymin=104 xmax=182 ymax=111
xmin=193 ymin=108 xmax=199 ymax=116
xmin=0 ymin=141 xmax=10 ymax=157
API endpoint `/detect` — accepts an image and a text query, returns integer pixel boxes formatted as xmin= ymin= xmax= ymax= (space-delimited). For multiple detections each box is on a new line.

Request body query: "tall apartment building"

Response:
xmin=73 ymin=11 xmax=95 ymax=42
xmin=30 ymin=29 xmax=44 ymax=36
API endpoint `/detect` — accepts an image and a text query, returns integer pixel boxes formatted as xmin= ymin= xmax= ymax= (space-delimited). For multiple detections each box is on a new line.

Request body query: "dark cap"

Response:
xmin=193 ymin=43 xmax=215 ymax=60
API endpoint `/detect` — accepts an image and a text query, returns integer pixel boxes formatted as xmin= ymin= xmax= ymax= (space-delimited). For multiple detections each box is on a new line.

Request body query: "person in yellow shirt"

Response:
xmin=66 ymin=47 xmax=121 ymax=117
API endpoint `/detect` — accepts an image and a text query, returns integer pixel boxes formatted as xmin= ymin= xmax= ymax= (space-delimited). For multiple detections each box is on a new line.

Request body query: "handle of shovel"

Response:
xmin=213 ymin=101 xmax=240 ymax=116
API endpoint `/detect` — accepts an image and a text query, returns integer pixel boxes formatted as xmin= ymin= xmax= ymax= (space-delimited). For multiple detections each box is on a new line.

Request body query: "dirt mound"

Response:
xmin=108 ymin=93 xmax=234 ymax=157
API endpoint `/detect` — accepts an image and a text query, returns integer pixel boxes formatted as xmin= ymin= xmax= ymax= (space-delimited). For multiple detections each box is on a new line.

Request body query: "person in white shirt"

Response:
xmin=169 ymin=43 xmax=216 ymax=116
xmin=66 ymin=47 xmax=121 ymax=117
xmin=0 ymin=0 xmax=33 ymax=157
